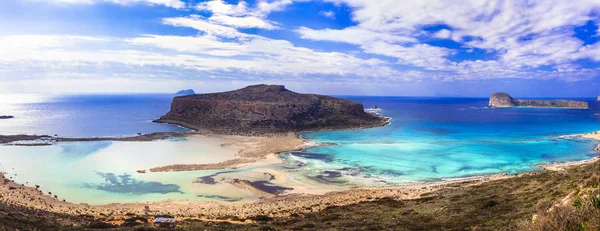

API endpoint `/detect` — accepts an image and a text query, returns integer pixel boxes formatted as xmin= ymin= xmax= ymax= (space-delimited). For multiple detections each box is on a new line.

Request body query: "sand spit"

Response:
xmin=0 ymin=129 xmax=598 ymax=225
xmin=148 ymin=133 xmax=307 ymax=172
xmin=5 ymin=160 xmax=597 ymax=224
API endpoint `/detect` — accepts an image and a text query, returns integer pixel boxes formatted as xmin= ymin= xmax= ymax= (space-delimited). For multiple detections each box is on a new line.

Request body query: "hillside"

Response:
xmin=155 ymin=84 xmax=388 ymax=134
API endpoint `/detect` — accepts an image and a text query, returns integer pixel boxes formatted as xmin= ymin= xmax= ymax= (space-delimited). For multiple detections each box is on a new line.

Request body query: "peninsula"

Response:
xmin=155 ymin=84 xmax=388 ymax=134
xmin=489 ymin=92 xmax=589 ymax=109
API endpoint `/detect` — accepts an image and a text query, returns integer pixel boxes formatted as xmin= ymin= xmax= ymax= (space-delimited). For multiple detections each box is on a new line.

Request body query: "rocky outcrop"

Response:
xmin=0 ymin=115 xmax=14 ymax=119
xmin=489 ymin=92 xmax=589 ymax=109
xmin=155 ymin=84 xmax=388 ymax=134
xmin=175 ymin=89 xmax=195 ymax=96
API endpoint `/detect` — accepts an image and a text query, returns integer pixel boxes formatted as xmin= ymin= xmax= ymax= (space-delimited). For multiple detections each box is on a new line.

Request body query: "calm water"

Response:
xmin=0 ymin=93 xmax=189 ymax=137
xmin=0 ymin=94 xmax=599 ymax=203
xmin=284 ymin=97 xmax=600 ymax=185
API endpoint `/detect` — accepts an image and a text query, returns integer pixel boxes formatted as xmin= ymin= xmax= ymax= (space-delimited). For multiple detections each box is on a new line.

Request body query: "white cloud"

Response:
xmin=0 ymin=34 xmax=399 ymax=82
xmin=320 ymin=10 xmax=335 ymax=19
xmin=296 ymin=26 xmax=415 ymax=45
xmin=433 ymin=29 xmax=451 ymax=39
xmin=3 ymin=0 xmax=600 ymax=94
xmin=298 ymin=0 xmax=600 ymax=79
xmin=162 ymin=15 xmax=252 ymax=39
xmin=41 ymin=0 xmax=185 ymax=8
xmin=195 ymin=0 xmax=280 ymax=29
xmin=208 ymin=14 xmax=277 ymax=29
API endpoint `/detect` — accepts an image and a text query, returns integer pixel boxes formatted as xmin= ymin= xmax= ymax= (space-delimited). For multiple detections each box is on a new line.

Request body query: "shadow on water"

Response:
xmin=289 ymin=151 xmax=335 ymax=162
xmin=193 ymin=171 xmax=236 ymax=185
xmin=196 ymin=194 xmax=242 ymax=202
xmin=246 ymin=181 xmax=293 ymax=195
xmin=84 ymin=172 xmax=181 ymax=194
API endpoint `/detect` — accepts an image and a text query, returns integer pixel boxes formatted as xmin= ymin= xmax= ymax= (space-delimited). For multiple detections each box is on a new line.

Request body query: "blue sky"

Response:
xmin=0 ymin=0 xmax=599 ymax=97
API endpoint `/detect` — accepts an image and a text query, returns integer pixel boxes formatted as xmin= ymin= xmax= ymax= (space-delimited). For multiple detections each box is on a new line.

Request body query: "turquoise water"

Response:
xmin=0 ymin=95 xmax=599 ymax=203
xmin=282 ymin=97 xmax=600 ymax=185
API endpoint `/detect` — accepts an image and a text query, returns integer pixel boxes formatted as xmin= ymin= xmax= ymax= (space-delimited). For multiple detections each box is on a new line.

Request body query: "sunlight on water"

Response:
xmin=0 ymin=95 xmax=599 ymax=204
xmin=0 ymin=136 xmax=252 ymax=204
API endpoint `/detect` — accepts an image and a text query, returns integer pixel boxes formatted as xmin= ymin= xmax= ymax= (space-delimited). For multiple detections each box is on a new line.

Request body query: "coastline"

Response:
xmin=0 ymin=126 xmax=598 ymax=224
xmin=2 ymin=158 xmax=597 ymax=224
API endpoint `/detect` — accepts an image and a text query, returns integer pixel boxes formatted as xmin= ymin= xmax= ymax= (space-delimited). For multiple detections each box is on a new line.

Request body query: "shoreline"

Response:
xmin=0 ymin=128 xmax=598 ymax=223
xmin=2 ymin=158 xmax=597 ymax=223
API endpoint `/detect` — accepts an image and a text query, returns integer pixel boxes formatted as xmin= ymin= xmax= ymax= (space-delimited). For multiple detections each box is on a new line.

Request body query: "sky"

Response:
xmin=0 ymin=0 xmax=599 ymax=97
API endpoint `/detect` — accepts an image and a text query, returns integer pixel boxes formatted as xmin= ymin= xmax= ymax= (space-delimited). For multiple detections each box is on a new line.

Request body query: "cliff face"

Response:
xmin=156 ymin=85 xmax=388 ymax=134
xmin=488 ymin=93 xmax=515 ymax=107
xmin=489 ymin=92 xmax=589 ymax=109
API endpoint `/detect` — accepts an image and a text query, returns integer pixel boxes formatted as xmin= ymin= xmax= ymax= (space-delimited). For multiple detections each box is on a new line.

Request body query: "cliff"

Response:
xmin=175 ymin=89 xmax=195 ymax=96
xmin=489 ymin=92 xmax=589 ymax=109
xmin=155 ymin=84 xmax=388 ymax=134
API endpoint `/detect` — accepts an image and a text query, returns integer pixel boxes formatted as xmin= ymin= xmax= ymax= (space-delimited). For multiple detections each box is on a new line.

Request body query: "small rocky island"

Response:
xmin=175 ymin=89 xmax=195 ymax=96
xmin=0 ymin=115 xmax=14 ymax=119
xmin=489 ymin=92 xmax=589 ymax=109
xmin=155 ymin=84 xmax=388 ymax=133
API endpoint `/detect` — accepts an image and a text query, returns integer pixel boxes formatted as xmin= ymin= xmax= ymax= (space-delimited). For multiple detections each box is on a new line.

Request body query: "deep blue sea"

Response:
xmin=0 ymin=94 xmax=599 ymax=203
xmin=0 ymin=94 xmax=189 ymax=137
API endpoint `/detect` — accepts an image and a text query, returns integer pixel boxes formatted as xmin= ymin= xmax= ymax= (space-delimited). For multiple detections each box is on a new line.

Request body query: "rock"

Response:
xmin=597 ymin=96 xmax=600 ymax=101
xmin=137 ymin=170 xmax=146 ymax=174
xmin=488 ymin=93 xmax=515 ymax=108
xmin=175 ymin=89 xmax=195 ymax=96
xmin=0 ymin=115 xmax=14 ymax=119
xmin=155 ymin=84 xmax=388 ymax=134
xmin=489 ymin=92 xmax=589 ymax=109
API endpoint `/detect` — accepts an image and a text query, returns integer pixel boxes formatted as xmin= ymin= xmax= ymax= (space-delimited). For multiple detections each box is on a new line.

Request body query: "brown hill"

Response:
xmin=155 ymin=84 xmax=388 ymax=134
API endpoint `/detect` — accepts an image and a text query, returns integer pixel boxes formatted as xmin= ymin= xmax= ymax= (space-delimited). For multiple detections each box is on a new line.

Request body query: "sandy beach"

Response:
xmin=1 ymin=129 xmax=598 ymax=226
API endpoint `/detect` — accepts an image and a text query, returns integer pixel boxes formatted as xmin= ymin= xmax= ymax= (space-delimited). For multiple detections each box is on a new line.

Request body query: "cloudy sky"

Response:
xmin=1 ymin=0 xmax=599 ymax=96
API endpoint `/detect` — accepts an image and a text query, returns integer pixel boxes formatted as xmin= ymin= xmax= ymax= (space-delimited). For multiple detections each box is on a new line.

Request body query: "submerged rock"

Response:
xmin=156 ymin=84 xmax=388 ymax=134
xmin=489 ymin=92 xmax=589 ymax=109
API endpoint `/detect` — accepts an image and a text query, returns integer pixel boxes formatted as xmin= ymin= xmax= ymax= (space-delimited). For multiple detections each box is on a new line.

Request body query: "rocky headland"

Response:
xmin=155 ymin=84 xmax=388 ymax=134
xmin=489 ymin=92 xmax=589 ymax=109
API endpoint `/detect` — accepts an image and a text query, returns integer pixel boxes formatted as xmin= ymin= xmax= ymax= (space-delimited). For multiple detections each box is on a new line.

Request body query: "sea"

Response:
xmin=0 ymin=94 xmax=599 ymax=204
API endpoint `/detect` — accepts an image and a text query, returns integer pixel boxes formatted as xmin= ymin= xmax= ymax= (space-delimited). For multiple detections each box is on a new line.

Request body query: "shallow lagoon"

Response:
xmin=1 ymin=95 xmax=599 ymax=204
xmin=0 ymin=136 xmax=259 ymax=204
